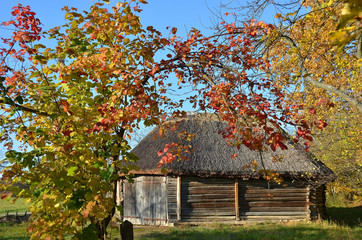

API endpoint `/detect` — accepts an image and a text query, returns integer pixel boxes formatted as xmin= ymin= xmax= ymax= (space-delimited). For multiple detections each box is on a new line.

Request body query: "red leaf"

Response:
xmin=317 ymin=120 xmax=327 ymax=129
xmin=1 ymin=193 xmax=11 ymax=200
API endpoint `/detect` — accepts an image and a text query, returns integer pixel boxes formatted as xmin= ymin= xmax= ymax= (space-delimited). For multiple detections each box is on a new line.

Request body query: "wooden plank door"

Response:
xmin=123 ymin=176 xmax=167 ymax=225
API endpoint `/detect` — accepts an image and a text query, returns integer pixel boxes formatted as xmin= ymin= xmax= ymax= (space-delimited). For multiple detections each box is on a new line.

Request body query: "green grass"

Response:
xmin=132 ymin=222 xmax=362 ymax=240
xmin=0 ymin=198 xmax=30 ymax=215
xmin=0 ymin=195 xmax=361 ymax=239
xmin=0 ymin=221 xmax=361 ymax=240
xmin=0 ymin=222 xmax=29 ymax=240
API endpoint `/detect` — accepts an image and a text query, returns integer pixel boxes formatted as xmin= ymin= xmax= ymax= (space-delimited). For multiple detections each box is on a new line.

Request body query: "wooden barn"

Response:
xmin=118 ymin=113 xmax=335 ymax=225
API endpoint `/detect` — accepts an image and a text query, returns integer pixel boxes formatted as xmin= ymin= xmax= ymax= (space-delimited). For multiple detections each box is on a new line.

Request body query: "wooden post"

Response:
xmin=120 ymin=220 xmax=133 ymax=240
xmin=176 ymin=176 xmax=181 ymax=221
xmin=306 ymin=185 xmax=311 ymax=220
xmin=234 ymin=178 xmax=240 ymax=220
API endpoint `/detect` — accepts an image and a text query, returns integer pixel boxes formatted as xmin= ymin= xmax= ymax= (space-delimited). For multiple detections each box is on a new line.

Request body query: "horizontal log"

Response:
xmin=242 ymin=211 xmax=308 ymax=216
xmin=182 ymin=215 xmax=236 ymax=220
xmin=183 ymin=198 xmax=235 ymax=203
xmin=182 ymin=218 xmax=236 ymax=222
xmin=244 ymin=192 xmax=307 ymax=197
xmin=245 ymin=207 xmax=307 ymax=212
xmin=183 ymin=181 xmax=233 ymax=185
xmin=242 ymin=197 xmax=307 ymax=201
xmin=182 ymin=203 xmax=234 ymax=208
xmin=239 ymin=201 xmax=308 ymax=207
xmin=185 ymin=184 xmax=232 ymax=189
xmin=181 ymin=212 xmax=235 ymax=216
xmin=183 ymin=189 xmax=235 ymax=195
xmin=183 ymin=186 xmax=234 ymax=191
xmin=182 ymin=205 xmax=234 ymax=209
xmin=184 ymin=178 xmax=233 ymax=183
xmin=168 ymin=205 xmax=177 ymax=210
xmin=183 ymin=194 xmax=234 ymax=199
xmin=241 ymin=215 xmax=307 ymax=220
xmin=244 ymin=189 xmax=308 ymax=194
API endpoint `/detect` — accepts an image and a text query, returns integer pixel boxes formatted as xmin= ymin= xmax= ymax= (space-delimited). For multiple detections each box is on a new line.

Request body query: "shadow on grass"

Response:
xmin=327 ymin=206 xmax=362 ymax=227
xmin=139 ymin=224 xmax=360 ymax=240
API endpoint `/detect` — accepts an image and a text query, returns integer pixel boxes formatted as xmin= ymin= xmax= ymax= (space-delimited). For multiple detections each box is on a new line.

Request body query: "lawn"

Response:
xmin=0 ymin=196 xmax=361 ymax=240
xmin=0 ymin=198 xmax=30 ymax=216
xmin=1 ymin=220 xmax=361 ymax=240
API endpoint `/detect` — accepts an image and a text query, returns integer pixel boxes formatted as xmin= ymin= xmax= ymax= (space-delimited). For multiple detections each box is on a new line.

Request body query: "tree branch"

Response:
xmin=280 ymin=35 xmax=362 ymax=113
xmin=0 ymin=99 xmax=51 ymax=116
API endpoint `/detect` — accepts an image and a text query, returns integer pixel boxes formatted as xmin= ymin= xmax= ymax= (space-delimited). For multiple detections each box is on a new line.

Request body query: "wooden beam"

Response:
xmin=306 ymin=185 xmax=310 ymax=220
xmin=177 ymin=176 xmax=181 ymax=221
xmin=235 ymin=178 xmax=240 ymax=220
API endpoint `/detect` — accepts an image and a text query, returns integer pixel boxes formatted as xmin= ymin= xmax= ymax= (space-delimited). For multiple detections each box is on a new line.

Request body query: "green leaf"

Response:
xmin=67 ymin=166 xmax=77 ymax=176
xmin=93 ymin=161 xmax=104 ymax=169
xmin=33 ymin=55 xmax=47 ymax=63
xmin=100 ymin=166 xmax=114 ymax=182
xmin=76 ymin=224 xmax=99 ymax=240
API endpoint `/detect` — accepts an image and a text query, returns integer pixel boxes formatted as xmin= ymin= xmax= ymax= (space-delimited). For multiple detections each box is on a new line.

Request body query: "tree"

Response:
xmin=218 ymin=0 xmax=361 ymax=200
xmin=0 ymin=1 xmax=326 ymax=239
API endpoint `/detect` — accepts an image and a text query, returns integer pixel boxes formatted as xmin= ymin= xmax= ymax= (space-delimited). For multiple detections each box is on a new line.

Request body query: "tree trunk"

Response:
xmin=95 ymin=180 xmax=118 ymax=240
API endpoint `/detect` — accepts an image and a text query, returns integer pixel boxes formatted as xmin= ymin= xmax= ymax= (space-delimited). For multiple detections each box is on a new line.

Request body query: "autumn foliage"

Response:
xmin=0 ymin=1 xmax=333 ymax=239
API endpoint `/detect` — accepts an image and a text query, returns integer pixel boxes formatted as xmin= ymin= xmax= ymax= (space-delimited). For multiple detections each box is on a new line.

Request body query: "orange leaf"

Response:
xmin=60 ymin=99 xmax=70 ymax=112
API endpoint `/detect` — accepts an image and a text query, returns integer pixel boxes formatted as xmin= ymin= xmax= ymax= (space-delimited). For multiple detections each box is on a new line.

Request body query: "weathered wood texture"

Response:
xmin=238 ymin=180 xmax=309 ymax=221
xmin=309 ymin=185 xmax=328 ymax=220
xmin=166 ymin=176 xmax=178 ymax=223
xmin=181 ymin=177 xmax=235 ymax=221
xmin=123 ymin=176 xmax=167 ymax=225
xmin=121 ymin=176 xmax=327 ymax=225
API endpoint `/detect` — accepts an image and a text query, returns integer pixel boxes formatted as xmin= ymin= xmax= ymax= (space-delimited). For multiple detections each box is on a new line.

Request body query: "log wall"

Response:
xmin=122 ymin=176 xmax=327 ymax=225
xmin=309 ymin=185 xmax=327 ymax=220
xmin=180 ymin=177 xmax=235 ymax=222
xmin=166 ymin=176 xmax=178 ymax=223
xmin=238 ymin=180 xmax=309 ymax=221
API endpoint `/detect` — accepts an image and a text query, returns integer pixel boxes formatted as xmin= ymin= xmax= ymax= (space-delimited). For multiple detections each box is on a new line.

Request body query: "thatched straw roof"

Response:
xmin=131 ymin=113 xmax=334 ymax=181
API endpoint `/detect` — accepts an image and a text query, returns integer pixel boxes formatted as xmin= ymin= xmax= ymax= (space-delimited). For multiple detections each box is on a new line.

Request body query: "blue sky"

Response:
xmin=0 ymin=0 xmax=279 ymax=37
xmin=0 ymin=0 xmax=229 ymax=38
